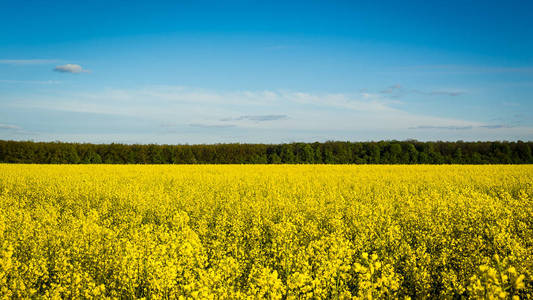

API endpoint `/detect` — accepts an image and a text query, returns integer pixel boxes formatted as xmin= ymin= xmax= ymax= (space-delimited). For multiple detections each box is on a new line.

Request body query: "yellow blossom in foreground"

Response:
xmin=0 ymin=164 xmax=531 ymax=298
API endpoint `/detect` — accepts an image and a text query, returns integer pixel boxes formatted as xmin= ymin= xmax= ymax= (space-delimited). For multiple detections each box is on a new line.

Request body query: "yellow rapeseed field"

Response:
xmin=0 ymin=164 xmax=532 ymax=299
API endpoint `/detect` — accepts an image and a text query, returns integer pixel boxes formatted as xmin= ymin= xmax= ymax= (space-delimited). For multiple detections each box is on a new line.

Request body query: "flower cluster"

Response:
xmin=0 ymin=164 xmax=531 ymax=298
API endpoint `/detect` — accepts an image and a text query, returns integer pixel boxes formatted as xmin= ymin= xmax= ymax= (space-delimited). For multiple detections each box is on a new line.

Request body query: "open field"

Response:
xmin=0 ymin=165 xmax=532 ymax=298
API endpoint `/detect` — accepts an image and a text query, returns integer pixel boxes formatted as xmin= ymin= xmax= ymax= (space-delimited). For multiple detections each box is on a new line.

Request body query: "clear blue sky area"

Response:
xmin=1 ymin=0 xmax=532 ymax=143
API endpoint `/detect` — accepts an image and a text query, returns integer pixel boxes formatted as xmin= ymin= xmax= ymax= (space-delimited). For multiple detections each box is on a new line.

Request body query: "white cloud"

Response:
xmin=221 ymin=115 xmax=289 ymax=122
xmin=479 ymin=124 xmax=515 ymax=129
xmin=0 ymin=123 xmax=21 ymax=130
xmin=53 ymin=64 xmax=88 ymax=74
xmin=5 ymin=85 xmax=532 ymax=142
xmin=7 ymin=86 xmax=403 ymax=122
xmin=409 ymin=125 xmax=473 ymax=130
xmin=189 ymin=123 xmax=236 ymax=128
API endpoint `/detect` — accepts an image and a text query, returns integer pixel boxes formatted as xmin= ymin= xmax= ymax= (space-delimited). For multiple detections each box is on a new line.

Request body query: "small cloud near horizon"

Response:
xmin=221 ymin=114 xmax=289 ymax=122
xmin=409 ymin=125 xmax=473 ymax=130
xmin=479 ymin=124 xmax=512 ymax=129
xmin=189 ymin=123 xmax=236 ymax=129
xmin=53 ymin=64 xmax=88 ymax=74
xmin=410 ymin=124 xmax=513 ymax=130
xmin=0 ymin=123 xmax=21 ymax=130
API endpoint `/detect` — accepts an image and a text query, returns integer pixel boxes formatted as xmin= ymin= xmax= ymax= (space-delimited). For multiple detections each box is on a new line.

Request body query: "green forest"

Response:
xmin=1 ymin=140 xmax=532 ymax=164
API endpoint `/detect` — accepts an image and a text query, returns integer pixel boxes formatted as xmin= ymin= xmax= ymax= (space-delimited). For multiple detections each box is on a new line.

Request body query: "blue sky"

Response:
xmin=1 ymin=0 xmax=532 ymax=143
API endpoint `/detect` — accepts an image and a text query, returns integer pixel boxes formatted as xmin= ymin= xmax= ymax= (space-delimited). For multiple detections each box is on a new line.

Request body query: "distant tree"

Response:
xmin=389 ymin=143 xmax=402 ymax=164
xmin=368 ymin=144 xmax=380 ymax=164
xmin=1 ymin=140 xmax=532 ymax=164
xmin=323 ymin=147 xmax=335 ymax=164
xmin=406 ymin=143 xmax=418 ymax=164
xmin=47 ymin=144 xmax=79 ymax=164
xmin=453 ymin=148 xmax=463 ymax=164
xmin=471 ymin=152 xmax=483 ymax=164
xmin=517 ymin=141 xmax=532 ymax=163
xmin=147 ymin=145 xmax=163 ymax=164
xmin=352 ymin=143 xmax=366 ymax=164
xmin=331 ymin=142 xmax=351 ymax=163
xmin=82 ymin=150 xmax=102 ymax=164
xmin=181 ymin=147 xmax=197 ymax=164
xmin=501 ymin=143 xmax=513 ymax=164
xmin=269 ymin=153 xmax=282 ymax=164
xmin=300 ymin=144 xmax=315 ymax=163
xmin=250 ymin=154 xmax=268 ymax=164
xmin=280 ymin=144 xmax=296 ymax=163
xmin=314 ymin=145 xmax=323 ymax=163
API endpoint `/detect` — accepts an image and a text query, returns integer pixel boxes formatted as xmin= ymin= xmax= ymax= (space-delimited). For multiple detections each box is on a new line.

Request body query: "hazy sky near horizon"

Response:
xmin=1 ymin=0 xmax=532 ymax=144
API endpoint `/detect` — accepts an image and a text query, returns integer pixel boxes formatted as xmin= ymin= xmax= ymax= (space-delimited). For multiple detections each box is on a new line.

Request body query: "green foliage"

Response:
xmin=0 ymin=140 xmax=532 ymax=164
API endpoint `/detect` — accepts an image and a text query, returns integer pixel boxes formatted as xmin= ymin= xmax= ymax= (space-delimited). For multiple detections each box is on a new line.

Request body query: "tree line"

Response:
xmin=0 ymin=140 xmax=531 ymax=164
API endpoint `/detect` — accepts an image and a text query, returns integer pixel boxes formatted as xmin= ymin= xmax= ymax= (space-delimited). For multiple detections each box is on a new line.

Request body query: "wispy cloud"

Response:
xmin=0 ymin=59 xmax=58 ymax=65
xmin=53 ymin=64 xmax=88 ymax=74
xmin=189 ymin=123 xmax=236 ymax=128
xmin=0 ymin=123 xmax=21 ymax=130
xmin=0 ymin=79 xmax=61 ymax=84
xmin=479 ymin=124 xmax=512 ymax=129
xmin=221 ymin=114 xmax=289 ymax=122
xmin=409 ymin=125 xmax=473 ymax=130
xmin=414 ymin=90 xmax=465 ymax=97
xmin=487 ymin=115 xmax=527 ymax=128
xmin=410 ymin=124 xmax=513 ymax=130
xmin=10 ymin=85 xmax=530 ymax=142
xmin=379 ymin=84 xmax=465 ymax=97
xmin=25 ymin=86 xmax=397 ymax=115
